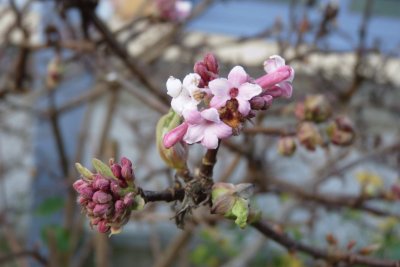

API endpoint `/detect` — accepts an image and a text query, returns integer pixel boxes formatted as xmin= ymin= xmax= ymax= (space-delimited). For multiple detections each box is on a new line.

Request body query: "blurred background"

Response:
xmin=0 ymin=0 xmax=399 ymax=266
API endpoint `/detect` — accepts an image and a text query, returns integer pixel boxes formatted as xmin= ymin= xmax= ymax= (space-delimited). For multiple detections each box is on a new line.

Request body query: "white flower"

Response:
xmin=166 ymin=73 xmax=201 ymax=115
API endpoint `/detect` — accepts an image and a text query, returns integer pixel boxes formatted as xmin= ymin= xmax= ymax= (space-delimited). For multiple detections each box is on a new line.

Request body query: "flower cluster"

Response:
xmin=278 ymin=94 xmax=355 ymax=156
xmin=163 ymin=53 xmax=295 ymax=150
xmin=73 ymin=158 xmax=144 ymax=235
xmin=154 ymin=0 xmax=192 ymax=22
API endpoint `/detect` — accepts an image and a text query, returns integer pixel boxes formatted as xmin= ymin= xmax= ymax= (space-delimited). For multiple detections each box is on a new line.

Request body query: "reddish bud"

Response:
xmin=97 ymin=220 xmax=110 ymax=233
xmin=297 ymin=122 xmax=322 ymax=151
xmin=121 ymin=157 xmax=132 ymax=167
xmin=123 ymin=192 xmax=135 ymax=207
xmin=92 ymin=191 xmax=112 ymax=204
xmin=204 ymin=53 xmax=219 ymax=74
xmin=121 ymin=165 xmax=134 ymax=181
xmin=347 ymin=240 xmax=357 ymax=250
xmin=93 ymin=203 xmax=112 ymax=217
xmin=325 ymin=233 xmax=337 ymax=246
xmin=115 ymin=200 xmax=125 ymax=214
xmin=111 ymin=164 xmax=122 ymax=179
xmin=93 ymin=176 xmax=110 ymax=191
xmin=250 ymin=96 xmax=265 ymax=110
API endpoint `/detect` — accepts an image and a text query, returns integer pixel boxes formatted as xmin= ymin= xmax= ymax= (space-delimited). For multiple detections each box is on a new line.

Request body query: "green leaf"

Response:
xmin=75 ymin=163 xmax=93 ymax=179
xmin=231 ymin=198 xmax=249 ymax=229
xmin=41 ymin=225 xmax=70 ymax=252
xmin=92 ymin=158 xmax=116 ymax=179
xmin=35 ymin=197 xmax=65 ymax=216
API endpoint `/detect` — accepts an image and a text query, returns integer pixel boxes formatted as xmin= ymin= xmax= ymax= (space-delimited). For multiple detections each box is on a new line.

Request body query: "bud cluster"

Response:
xmin=73 ymin=158 xmax=142 ymax=235
xmin=279 ymin=94 xmax=356 ymax=154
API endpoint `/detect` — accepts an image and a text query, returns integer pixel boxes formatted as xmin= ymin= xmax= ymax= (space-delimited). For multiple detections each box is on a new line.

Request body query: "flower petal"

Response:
xmin=228 ymin=66 xmax=248 ymax=87
xmin=209 ymin=78 xmax=231 ymax=96
xmin=201 ymin=108 xmax=220 ymax=123
xmin=277 ymin=81 xmax=293 ymax=98
xmin=175 ymin=1 xmax=192 ymax=21
xmin=237 ymin=83 xmax=262 ymax=100
xmin=211 ymin=122 xmax=232 ymax=139
xmin=166 ymin=76 xmax=182 ymax=98
xmin=171 ymin=95 xmax=190 ymax=114
xmin=263 ymin=55 xmax=285 ymax=73
xmin=237 ymin=98 xmax=251 ymax=116
xmin=210 ymin=95 xmax=231 ymax=109
xmin=183 ymin=124 xmax=205 ymax=144
xmin=182 ymin=73 xmax=201 ymax=95
xmin=183 ymin=108 xmax=202 ymax=124
xmin=201 ymin=130 xmax=219 ymax=149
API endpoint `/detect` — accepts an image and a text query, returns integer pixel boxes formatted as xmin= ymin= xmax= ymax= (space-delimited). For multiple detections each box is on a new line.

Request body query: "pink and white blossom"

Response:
xmin=155 ymin=0 xmax=192 ymax=22
xmin=209 ymin=66 xmax=262 ymax=116
xmin=255 ymin=55 xmax=295 ymax=98
xmin=183 ymin=108 xmax=232 ymax=149
xmin=166 ymin=73 xmax=201 ymax=115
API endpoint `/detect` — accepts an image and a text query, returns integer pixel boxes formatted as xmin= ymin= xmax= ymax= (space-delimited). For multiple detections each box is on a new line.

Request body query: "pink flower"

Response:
xmin=255 ymin=55 xmax=295 ymax=98
xmin=209 ymin=66 xmax=262 ymax=116
xmin=183 ymin=108 xmax=232 ymax=149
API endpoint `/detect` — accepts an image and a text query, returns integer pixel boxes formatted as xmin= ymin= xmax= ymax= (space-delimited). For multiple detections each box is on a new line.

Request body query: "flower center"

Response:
xmin=229 ymin=88 xmax=239 ymax=98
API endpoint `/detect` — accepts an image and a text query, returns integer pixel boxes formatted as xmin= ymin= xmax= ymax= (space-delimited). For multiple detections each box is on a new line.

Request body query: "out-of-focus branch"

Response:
xmin=252 ymin=220 xmax=400 ymax=267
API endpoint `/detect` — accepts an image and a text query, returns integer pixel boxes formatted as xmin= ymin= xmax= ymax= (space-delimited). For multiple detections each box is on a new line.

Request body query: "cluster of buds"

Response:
xmin=285 ymin=94 xmax=355 ymax=153
xmin=211 ymin=183 xmax=256 ymax=228
xmin=153 ymin=0 xmax=192 ymax=22
xmin=162 ymin=53 xmax=295 ymax=150
xmin=73 ymin=158 xmax=144 ymax=235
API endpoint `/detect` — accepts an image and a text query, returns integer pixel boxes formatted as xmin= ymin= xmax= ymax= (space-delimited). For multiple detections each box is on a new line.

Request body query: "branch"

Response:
xmin=252 ymin=220 xmax=400 ymax=267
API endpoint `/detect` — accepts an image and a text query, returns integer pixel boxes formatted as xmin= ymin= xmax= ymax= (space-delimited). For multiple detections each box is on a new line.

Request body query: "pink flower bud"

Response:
xmin=93 ymin=203 xmax=111 ymax=217
xmin=194 ymin=62 xmax=210 ymax=83
xmin=255 ymin=66 xmax=292 ymax=89
xmin=111 ymin=164 xmax=122 ymax=179
xmin=77 ymin=196 xmax=88 ymax=206
xmin=163 ymin=122 xmax=189 ymax=149
xmin=204 ymin=53 xmax=219 ymax=74
xmin=123 ymin=192 xmax=134 ymax=207
xmin=262 ymin=95 xmax=273 ymax=109
xmin=97 ymin=220 xmax=110 ymax=233
xmin=90 ymin=217 xmax=101 ymax=226
xmin=250 ymin=96 xmax=265 ymax=110
xmin=93 ymin=176 xmax=110 ymax=191
xmin=93 ymin=191 xmax=112 ymax=204
xmin=121 ymin=165 xmax=134 ymax=181
xmin=73 ymin=179 xmax=86 ymax=192
xmin=115 ymin=200 xmax=126 ymax=214
xmin=87 ymin=201 xmax=96 ymax=209
xmin=79 ymin=185 xmax=95 ymax=199
xmin=110 ymin=181 xmax=121 ymax=195
xmin=121 ymin=157 xmax=132 ymax=167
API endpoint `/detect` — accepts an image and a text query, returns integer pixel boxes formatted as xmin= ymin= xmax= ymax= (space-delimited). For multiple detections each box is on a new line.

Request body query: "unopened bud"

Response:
xmin=93 ymin=176 xmax=110 ymax=191
xmin=123 ymin=192 xmax=135 ymax=207
xmin=325 ymin=233 xmax=337 ymax=246
xmin=121 ymin=165 xmax=134 ymax=181
xmin=97 ymin=220 xmax=110 ymax=234
xmin=277 ymin=137 xmax=296 ymax=156
xmin=327 ymin=116 xmax=355 ymax=146
xmin=297 ymin=122 xmax=322 ymax=151
xmin=93 ymin=203 xmax=111 ymax=217
xmin=250 ymin=96 xmax=265 ymax=110
xmin=204 ymin=53 xmax=219 ymax=74
xmin=92 ymin=191 xmax=112 ymax=204
xmin=111 ymin=164 xmax=122 ymax=179
xmin=157 ymin=110 xmax=188 ymax=170
xmin=303 ymin=94 xmax=332 ymax=123
xmin=115 ymin=200 xmax=125 ymax=214
xmin=121 ymin=157 xmax=132 ymax=167
xmin=194 ymin=61 xmax=210 ymax=83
